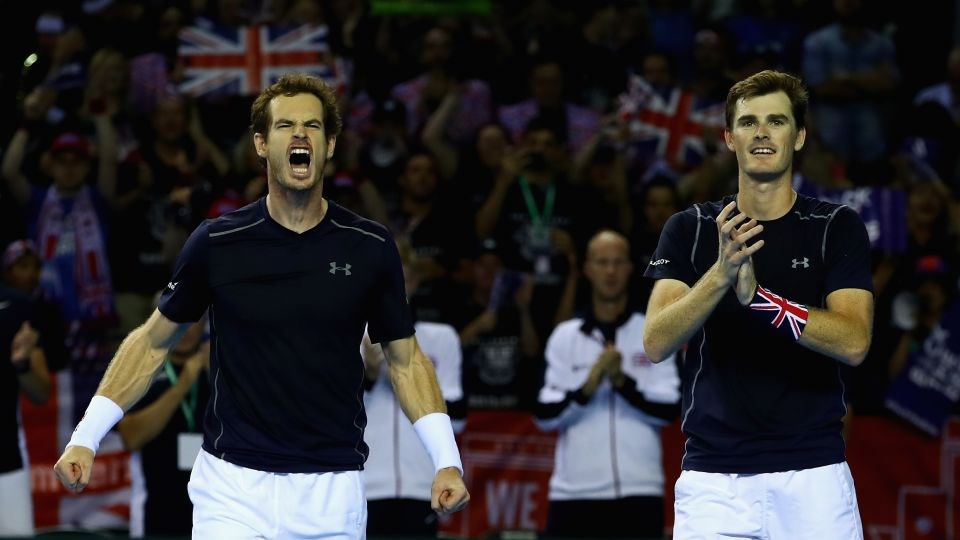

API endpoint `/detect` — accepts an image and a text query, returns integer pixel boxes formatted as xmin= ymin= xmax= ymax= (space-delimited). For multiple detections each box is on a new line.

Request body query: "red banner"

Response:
xmin=442 ymin=411 xmax=960 ymax=538
xmin=22 ymin=372 xmax=132 ymax=530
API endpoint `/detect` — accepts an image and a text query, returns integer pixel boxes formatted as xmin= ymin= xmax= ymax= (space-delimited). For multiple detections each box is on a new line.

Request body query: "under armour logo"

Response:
xmin=330 ymin=262 xmax=352 ymax=275
xmin=791 ymin=257 xmax=810 ymax=269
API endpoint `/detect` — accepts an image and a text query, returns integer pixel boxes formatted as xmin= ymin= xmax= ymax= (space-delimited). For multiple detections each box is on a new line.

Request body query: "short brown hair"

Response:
xmin=725 ymin=70 xmax=809 ymax=130
xmin=249 ymin=73 xmax=343 ymax=139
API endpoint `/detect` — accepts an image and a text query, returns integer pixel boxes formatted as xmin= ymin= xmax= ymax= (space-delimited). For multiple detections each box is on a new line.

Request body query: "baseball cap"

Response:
xmin=50 ymin=132 xmax=91 ymax=157
xmin=2 ymin=240 xmax=40 ymax=270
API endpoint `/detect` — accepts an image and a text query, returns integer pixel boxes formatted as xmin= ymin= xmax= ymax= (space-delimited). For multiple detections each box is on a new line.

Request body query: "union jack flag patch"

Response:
xmin=749 ymin=285 xmax=809 ymax=341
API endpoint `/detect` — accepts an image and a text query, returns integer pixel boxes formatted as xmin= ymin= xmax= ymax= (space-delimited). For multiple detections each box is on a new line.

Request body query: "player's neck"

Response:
xmin=736 ymin=177 xmax=796 ymax=221
xmin=266 ymin=189 xmax=328 ymax=233
xmin=592 ymin=294 xmax=627 ymax=323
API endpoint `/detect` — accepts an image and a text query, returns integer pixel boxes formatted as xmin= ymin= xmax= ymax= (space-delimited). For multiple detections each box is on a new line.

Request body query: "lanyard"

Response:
xmin=518 ymin=176 xmax=555 ymax=226
xmin=163 ymin=361 xmax=198 ymax=432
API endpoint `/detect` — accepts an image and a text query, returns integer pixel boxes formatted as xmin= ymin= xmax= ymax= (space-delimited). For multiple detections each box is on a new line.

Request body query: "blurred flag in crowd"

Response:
xmin=617 ymin=74 xmax=725 ymax=171
xmin=177 ymin=24 xmax=348 ymax=98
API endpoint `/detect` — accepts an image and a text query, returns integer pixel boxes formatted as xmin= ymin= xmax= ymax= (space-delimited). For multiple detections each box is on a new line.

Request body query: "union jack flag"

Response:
xmin=749 ymin=285 xmax=809 ymax=341
xmin=178 ymin=24 xmax=348 ymax=97
xmin=617 ymin=75 xmax=725 ymax=170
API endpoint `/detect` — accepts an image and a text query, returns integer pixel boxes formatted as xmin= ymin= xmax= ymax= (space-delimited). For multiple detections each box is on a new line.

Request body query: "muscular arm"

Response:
xmin=96 ymin=309 xmax=191 ymax=410
xmin=643 ymin=271 xmax=727 ymax=363
xmin=382 ymin=334 xmax=446 ymax=422
xmin=798 ymin=288 xmax=873 ymax=366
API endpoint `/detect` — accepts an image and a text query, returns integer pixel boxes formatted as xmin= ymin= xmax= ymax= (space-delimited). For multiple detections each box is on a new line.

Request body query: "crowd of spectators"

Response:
xmin=2 ymin=0 xmax=959 ymax=537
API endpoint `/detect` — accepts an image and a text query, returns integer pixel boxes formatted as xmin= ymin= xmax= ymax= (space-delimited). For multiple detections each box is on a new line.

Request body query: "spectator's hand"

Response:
xmin=432 ymin=467 xmax=470 ymax=515
xmin=552 ymin=229 xmax=577 ymax=268
xmin=52 ymin=27 xmax=86 ymax=65
xmin=182 ymin=344 xmax=209 ymax=384
xmin=602 ymin=345 xmax=626 ymax=387
xmin=54 ymin=445 xmax=95 ymax=493
xmin=498 ymin=147 xmax=526 ymax=185
xmin=513 ymin=274 xmax=534 ymax=309
xmin=474 ymin=309 xmax=498 ymax=334
xmin=23 ymin=87 xmax=57 ymax=123
xmin=10 ymin=321 xmax=38 ymax=368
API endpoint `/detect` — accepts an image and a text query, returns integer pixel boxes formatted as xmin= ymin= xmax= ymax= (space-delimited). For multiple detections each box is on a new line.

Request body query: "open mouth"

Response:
xmin=750 ymin=147 xmax=775 ymax=155
xmin=289 ymin=147 xmax=311 ymax=175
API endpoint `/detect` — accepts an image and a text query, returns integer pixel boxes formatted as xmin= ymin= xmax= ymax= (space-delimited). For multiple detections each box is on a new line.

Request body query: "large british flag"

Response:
xmin=178 ymin=23 xmax=348 ymax=97
xmin=617 ymin=75 xmax=725 ymax=171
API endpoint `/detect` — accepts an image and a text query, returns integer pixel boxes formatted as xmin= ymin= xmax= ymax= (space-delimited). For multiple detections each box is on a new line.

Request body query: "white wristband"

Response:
xmin=67 ymin=395 xmax=124 ymax=454
xmin=412 ymin=412 xmax=463 ymax=476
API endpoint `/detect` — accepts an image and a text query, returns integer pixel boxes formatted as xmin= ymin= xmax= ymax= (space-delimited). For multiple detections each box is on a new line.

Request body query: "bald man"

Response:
xmin=535 ymin=230 xmax=680 ymax=539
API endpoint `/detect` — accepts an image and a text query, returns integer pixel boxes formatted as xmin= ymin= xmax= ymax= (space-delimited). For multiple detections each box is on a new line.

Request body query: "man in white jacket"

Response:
xmin=536 ymin=230 xmax=680 ymax=539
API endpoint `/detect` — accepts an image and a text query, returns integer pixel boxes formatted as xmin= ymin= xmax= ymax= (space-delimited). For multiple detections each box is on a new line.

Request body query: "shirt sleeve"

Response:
xmin=823 ymin=206 xmax=874 ymax=295
xmin=643 ymin=210 xmax=698 ymax=286
xmin=158 ymin=221 xmax=212 ymax=323
xmin=366 ymin=238 xmax=414 ymax=344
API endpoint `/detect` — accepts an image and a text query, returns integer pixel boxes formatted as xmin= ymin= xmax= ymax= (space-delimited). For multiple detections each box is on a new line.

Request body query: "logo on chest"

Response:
xmin=329 ymin=262 xmax=352 ymax=275
xmin=791 ymin=257 xmax=810 ymax=269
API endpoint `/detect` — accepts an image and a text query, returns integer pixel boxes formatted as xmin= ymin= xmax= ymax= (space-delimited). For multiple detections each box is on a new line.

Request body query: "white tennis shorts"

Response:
xmin=674 ymin=462 xmax=862 ymax=539
xmin=188 ymin=449 xmax=367 ymax=539
xmin=0 ymin=466 xmax=34 ymax=536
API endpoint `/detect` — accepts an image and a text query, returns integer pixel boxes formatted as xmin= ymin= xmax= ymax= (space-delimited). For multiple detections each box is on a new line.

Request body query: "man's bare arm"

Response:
xmin=382 ymin=335 xmax=445 ymax=421
xmin=798 ymin=289 xmax=874 ymax=366
xmin=98 ymin=309 xmax=191 ymax=409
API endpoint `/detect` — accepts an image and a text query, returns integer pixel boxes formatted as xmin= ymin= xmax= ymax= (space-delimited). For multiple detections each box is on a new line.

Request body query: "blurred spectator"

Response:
xmin=723 ymin=0 xmax=804 ymax=73
xmin=2 ymin=109 xmax=118 ymax=325
xmin=914 ymin=46 xmax=960 ymax=125
xmin=3 ymin=240 xmax=70 ymax=373
xmin=498 ymin=57 xmax=600 ymax=153
xmin=390 ymin=25 xmax=493 ymax=146
xmin=362 ymin=242 xmax=465 ymax=536
xmin=646 ymin=0 xmax=697 ymax=81
xmin=887 ymin=255 xmax=956 ymax=382
xmin=536 ymin=231 xmax=680 ymax=539
xmin=355 ymin=97 xmax=411 ymax=204
xmin=630 ymin=176 xmax=683 ymax=309
xmin=0 ymin=278 xmax=50 ymax=536
xmin=802 ymin=0 xmax=899 ymax=182
xmin=119 ymin=316 xmax=209 ymax=538
xmin=566 ymin=2 xmax=630 ymax=113
xmin=688 ymin=28 xmax=735 ymax=104
xmin=852 ymin=179 xmax=960 ymax=413
xmin=453 ymin=239 xmax=539 ymax=411
xmin=447 ymin=122 xmax=512 ymax=215
xmin=389 ymin=151 xmax=473 ymax=322
xmin=476 ymin=116 xmax=587 ymax=343
xmin=136 ymin=93 xmax=228 ymax=265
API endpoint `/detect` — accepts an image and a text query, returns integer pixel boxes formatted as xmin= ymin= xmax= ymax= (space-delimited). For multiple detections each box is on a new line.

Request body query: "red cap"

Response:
xmin=50 ymin=132 xmax=91 ymax=157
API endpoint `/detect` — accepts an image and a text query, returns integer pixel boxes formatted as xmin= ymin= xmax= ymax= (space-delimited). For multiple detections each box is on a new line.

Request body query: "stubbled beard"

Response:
xmin=271 ymin=154 xmax=325 ymax=191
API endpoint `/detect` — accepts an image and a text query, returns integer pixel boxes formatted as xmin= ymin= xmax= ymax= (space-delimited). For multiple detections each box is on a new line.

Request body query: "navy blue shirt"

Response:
xmin=644 ymin=194 xmax=873 ymax=473
xmin=158 ymin=198 xmax=414 ymax=473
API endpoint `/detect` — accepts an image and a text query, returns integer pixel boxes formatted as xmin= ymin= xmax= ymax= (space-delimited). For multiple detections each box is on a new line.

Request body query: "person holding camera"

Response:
xmin=475 ymin=115 xmax=588 ymax=346
xmin=454 ymin=240 xmax=539 ymax=411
